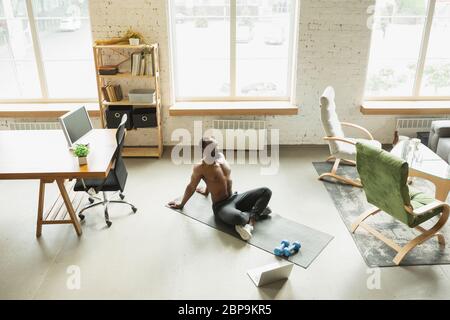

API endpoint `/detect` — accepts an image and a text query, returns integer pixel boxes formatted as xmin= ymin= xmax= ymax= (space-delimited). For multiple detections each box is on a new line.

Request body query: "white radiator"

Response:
xmin=211 ymin=120 xmax=267 ymax=151
xmin=8 ymin=121 xmax=61 ymax=130
xmin=396 ymin=117 xmax=449 ymax=137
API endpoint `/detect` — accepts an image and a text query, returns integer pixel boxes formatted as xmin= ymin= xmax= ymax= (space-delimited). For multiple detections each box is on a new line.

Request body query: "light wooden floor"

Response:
xmin=1 ymin=146 xmax=449 ymax=299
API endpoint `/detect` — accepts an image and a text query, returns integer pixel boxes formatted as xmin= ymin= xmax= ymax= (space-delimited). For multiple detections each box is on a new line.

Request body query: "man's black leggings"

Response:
xmin=212 ymin=187 xmax=272 ymax=226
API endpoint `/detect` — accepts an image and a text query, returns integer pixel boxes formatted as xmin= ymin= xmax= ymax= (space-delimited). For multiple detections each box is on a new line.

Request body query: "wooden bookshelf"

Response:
xmin=93 ymin=43 xmax=163 ymax=158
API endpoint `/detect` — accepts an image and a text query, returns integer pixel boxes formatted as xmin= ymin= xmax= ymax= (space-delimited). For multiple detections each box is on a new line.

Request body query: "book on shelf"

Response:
xmin=145 ymin=52 xmax=154 ymax=76
xmin=131 ymin=52 xmax=141 ymax=76
xmin=140 ymin=57 xmax=146 ymax=76
xmin=102 ymin=84 xmax=123 ymax=102
xmin=107 ymin=85 xmax=116 ymax=102
xmin=130 ymin=51 xmax=154 ymax=76
xmin=98 ymin=65 xmax=119 ymax=75
xmin=101 ymin=86 xmax=109 ymax=102
xmin=114 ymin=85 xmax=123 ymax=101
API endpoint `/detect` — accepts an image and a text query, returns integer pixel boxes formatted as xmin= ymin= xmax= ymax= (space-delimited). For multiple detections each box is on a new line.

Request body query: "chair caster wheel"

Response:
xmin=78 ymin=214 xmax=85 ymax=221
xmin=132 ymin=207 xmax=137 ymax=213
xmin=88 ymin=197 xmax=95 ymax=204
xmin=120 ymin=193 xmax=125 ymax=200
xmin=106 ymin=221 xmax=112 ymax=228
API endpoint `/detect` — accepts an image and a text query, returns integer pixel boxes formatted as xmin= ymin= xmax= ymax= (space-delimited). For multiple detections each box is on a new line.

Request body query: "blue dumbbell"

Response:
xmin=283 ymin=241 xmax=301 ymax=257
xmin=274 ymin=240 xmax=290 ymax=256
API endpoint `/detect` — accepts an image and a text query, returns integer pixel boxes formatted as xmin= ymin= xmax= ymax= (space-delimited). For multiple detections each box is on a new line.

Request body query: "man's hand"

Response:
xmin=196 ymin=187 xmax=209 ymax=196
xmin=168 ymin=201 xmax=184 ymax=210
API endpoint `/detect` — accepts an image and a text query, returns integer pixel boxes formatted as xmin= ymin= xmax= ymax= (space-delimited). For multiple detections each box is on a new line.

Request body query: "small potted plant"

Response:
xmin=129 ymin=37 xmax=140 ymax=46
xmin=73 ymin=144 xmax=90 ymax=165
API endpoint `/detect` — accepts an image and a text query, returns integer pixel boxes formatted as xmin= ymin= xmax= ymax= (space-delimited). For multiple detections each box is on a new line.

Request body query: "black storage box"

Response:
xmin=132 ymin=108 xmax=157 ymax=128
xmin=106 ymin=106 xmax=133 ymax=129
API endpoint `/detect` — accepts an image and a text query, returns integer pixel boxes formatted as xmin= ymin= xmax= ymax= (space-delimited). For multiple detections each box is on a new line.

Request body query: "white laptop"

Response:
xmin=247 ymin=261 xmax=294 ymax=287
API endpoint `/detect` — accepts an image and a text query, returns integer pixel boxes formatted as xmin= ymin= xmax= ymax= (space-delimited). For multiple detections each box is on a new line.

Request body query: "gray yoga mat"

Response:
xmin=168 ymin=192 xmax=333 ymax=269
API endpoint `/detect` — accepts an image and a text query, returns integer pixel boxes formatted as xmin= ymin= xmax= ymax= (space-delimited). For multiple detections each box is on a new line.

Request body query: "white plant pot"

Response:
xmin=78 ymin=157 xmax=87 ymax=165
xmin=129 ymin=38 xmax=140 ymax=46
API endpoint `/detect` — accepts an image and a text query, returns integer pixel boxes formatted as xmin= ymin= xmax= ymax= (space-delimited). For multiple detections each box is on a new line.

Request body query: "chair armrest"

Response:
xmin=431 ymin=121 xmax=450 ymax=137
xmin=429 ymin=120 xmax=450 ymax=152
xmin=405 ymin=201 xmax=448 ymax=216
xmin=323 ymin=136 xmax=356 ymax=145
xmin=341 ymin=122 xmax=374 ymax=140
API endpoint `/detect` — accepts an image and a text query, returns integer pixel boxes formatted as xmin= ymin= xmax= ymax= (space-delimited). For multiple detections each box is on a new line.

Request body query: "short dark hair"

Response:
xmin=200 ymin=137 xmax=217 ymax=158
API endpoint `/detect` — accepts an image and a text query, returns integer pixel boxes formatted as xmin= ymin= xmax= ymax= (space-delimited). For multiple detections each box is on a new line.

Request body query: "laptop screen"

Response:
xmin=59 ymin=106 xmax=93 ymax=146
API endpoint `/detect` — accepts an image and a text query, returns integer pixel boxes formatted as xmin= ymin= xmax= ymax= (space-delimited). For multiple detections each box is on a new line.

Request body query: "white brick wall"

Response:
xmin=287 ymin=0 xmax=397 ymax=144
xmin=0 ymin=0 xmax=401 ymax=144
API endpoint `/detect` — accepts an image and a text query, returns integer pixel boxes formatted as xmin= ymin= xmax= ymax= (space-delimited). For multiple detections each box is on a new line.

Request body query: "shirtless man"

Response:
xmin=168 ymin=137 xmax=272 ymax=240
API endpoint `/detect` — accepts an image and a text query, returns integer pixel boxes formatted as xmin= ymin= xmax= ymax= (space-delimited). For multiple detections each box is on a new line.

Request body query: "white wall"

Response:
xmin=1 ymin=0 xmax=398 ymax=144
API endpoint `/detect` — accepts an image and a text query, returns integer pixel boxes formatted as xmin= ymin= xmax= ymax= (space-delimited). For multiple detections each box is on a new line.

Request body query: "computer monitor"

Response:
xmin=59 ymin=106 xmax=93 ymax=147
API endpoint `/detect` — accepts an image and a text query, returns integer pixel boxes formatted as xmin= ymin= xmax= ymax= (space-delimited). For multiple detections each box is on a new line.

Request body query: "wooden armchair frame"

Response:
xmin=319 ymin=122 xmax=375 ymax=188
xmin=351 ymin=195 xmax=449 ymax=265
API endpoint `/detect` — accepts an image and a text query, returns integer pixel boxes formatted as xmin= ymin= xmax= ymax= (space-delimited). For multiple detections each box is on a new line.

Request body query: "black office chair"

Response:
xmin=75 ymin=114 xmax=137 ymax=227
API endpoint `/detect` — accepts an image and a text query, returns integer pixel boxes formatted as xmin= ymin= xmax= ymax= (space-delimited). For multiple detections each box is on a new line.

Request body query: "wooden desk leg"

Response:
xmin=56 ymin=179 xmax=82 ymax=236
xmin=36 ymin=179 xmax=46 ymax=238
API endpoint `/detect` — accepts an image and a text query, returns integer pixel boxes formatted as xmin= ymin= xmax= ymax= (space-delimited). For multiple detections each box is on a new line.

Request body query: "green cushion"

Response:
xmin=356 ymin=142 xmax=441 ymax=228
xmin=409 ymin=189 xmax=442 ymax=227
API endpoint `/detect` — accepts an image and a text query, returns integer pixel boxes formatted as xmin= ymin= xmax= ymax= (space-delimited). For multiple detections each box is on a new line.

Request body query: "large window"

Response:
xmin=0 ymin=0 xmax=96 ymax=101
xmin=365 ymin=0 xmax=450 ymax=99
xmin=170 ymin=0 xmax=297 ymax=101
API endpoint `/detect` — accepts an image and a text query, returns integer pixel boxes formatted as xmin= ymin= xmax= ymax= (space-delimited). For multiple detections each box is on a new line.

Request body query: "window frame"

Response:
xmin=168 ymin=0 xmax=299 ymax=103
xmin=0 ymin=0 xmax=97 ymax=103
xmin=365 ymin=0 xmax=450 ymax=101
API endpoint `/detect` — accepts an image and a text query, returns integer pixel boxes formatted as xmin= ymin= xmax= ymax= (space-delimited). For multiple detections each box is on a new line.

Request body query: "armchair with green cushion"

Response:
xmin=351 ymin=142 xmax=449 ymax=265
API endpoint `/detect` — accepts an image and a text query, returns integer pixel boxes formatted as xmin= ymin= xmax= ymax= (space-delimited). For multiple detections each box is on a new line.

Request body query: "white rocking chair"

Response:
xmin=319 ymin=86 xmax=381 ymax=187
